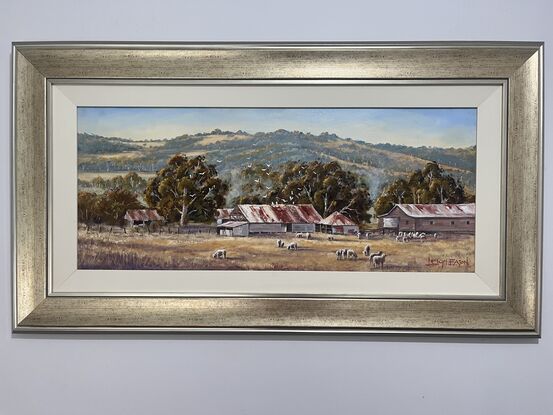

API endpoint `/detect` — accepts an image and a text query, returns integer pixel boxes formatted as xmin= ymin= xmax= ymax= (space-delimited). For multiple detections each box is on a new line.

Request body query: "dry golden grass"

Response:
xmin=78 ymin=230 xmax=474 ymax=272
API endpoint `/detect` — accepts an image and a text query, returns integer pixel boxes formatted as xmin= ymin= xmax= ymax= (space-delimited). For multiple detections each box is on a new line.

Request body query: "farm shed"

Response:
xmin=378 ymin=203 xmax=476 ymax=234
xmin=217 ymin=221 xmax=249 ymax=237
xmin=124 ymin=209 xmax=164 ymax=227
xmin=229 ymin=204 xmax=322 ymax=235
xmin=317 ymin=211 xmax=359 ymax=234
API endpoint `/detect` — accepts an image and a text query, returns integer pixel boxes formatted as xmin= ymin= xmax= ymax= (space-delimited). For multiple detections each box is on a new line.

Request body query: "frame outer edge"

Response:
xmin=11 ymin=42 xmax=544 ymax=335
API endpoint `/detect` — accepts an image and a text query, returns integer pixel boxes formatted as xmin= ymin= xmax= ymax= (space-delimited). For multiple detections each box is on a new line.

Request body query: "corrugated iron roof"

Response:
xmin=319 ymin=211 xmax=357 ymax=226
xmin=217 ymin=221 xmax=249 ymax=228
xmin=380 ymin=203 xmax=476 ymax=218
xmin=124 ymin=209 xmax=164 ymax=221
xmin=234 ymin=204 xmax=322 ymax=224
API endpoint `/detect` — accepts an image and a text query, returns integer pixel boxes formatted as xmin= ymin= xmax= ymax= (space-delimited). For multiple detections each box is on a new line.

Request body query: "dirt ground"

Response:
xmin=78 ymin=230 xmax=475 ymax=272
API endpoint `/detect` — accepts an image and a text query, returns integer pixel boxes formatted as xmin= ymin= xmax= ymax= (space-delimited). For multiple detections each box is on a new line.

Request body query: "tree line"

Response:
xmin=78 ymin=153 xmax=473 ymax=227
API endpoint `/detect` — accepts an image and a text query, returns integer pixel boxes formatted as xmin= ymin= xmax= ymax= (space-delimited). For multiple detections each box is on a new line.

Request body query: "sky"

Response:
xmin=77 ymin=107 xmax=477 ymax=148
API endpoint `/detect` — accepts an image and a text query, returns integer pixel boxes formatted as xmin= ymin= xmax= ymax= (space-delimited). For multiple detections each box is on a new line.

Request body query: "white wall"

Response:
xmin=1 ymin=1 xmax=551 ymax=414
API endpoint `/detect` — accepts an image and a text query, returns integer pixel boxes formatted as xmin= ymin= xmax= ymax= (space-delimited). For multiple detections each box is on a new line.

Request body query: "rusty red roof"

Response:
xmin=124 ymin=209 xmax=164 ymax=222
xmin=380 ymin=203 xmax=476 ymax=218
xmin=319 ymin=211 xmax=357 ymax=226
xmin=234 ymin=204 xmax=322 ymax=224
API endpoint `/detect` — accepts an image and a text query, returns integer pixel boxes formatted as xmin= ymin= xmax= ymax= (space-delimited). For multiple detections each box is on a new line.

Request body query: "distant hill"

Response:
xmin=77 ymin=130 xmax=476 ymax=192
xmin=372 ymin=143 xmax=476 ymax=172
xmin=78 ymin=132 xmax=140 ymax=154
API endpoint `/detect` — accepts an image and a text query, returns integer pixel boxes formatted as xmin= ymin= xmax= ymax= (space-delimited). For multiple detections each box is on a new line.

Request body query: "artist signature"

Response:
xmin=425 ymin=257 xmax=471 ymax=268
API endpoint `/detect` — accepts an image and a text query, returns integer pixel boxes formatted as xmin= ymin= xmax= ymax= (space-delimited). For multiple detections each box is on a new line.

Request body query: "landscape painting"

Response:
xmin=77 ymin=107 xmax=477 ymax=272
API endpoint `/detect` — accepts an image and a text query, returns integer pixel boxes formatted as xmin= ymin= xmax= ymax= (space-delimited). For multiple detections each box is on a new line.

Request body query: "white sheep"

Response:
xmin=433 ymin=233 xmax=438 ymax=239
xmin=287 ymin=242 xmax=298 ymax=250
xmin=335 ymin=249 xmax=344 ymax=260
xmin=276 ymin=239 xmax=285 ymax=248
xmin=372 ymin=253 xmax=387 ymax=269
xmin=328 ymin=236 xmax=335 ymax=241
xmin=212 ymin=249 xmax=227 ymax=259
xmin=363 ymin=244 xmax=371 ymax=257
xmin=347 ymin=249 xmax=358 ymax=260
xmin=369 ymin=251 xmax=383 ymax=261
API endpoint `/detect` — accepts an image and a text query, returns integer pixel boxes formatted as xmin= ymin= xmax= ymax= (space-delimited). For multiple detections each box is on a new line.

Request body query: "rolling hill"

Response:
xmin=77 ymin=129 xmax=476 ymax=193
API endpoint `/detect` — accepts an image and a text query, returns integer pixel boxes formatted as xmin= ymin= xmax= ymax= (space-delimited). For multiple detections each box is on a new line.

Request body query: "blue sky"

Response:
xmin=77 ymin=107 xmax=477 ymax=147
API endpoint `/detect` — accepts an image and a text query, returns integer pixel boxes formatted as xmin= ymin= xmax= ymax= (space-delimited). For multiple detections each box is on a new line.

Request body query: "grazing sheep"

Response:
xmin=363 ymin=244 xmax=371 ymax=257
xmin=395 ymin=234 xmax=403 ymax=242
xmin=397 ymin=231 xmax=404 ymax=237
xmin=347 ymin=249 xmax=358 ymax=260
xmin=433 ymin=233 xmax=438 ymax=239
xmin=372 ymin=253 xmax=387 ymax=269
xmin=212 ymin=249 xmax=226 ymax=259
xmin=335 ymin=249 xmax=344 ymax=260
xmin=295 ymin=232 xmax=303 ymax=238
xmin=369 ymin=251 xmax=383 ymax=261
xmin=287 ymin=242 xmax=298 ymax=250
xmin=276 ymin=239 xmax=285 ymax=248
xmin=305 ymin=232 xmax=312 ymax=240
xmin=328 ymin=236 xmax=335 ymax=241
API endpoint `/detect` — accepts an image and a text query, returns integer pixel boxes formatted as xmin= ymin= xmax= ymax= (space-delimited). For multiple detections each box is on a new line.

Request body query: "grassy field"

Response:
xmin=78 ymin=230 xmax=474 ymax=272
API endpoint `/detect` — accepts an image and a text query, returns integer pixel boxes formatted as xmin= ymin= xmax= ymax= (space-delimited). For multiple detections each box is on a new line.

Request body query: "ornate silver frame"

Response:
xmin=12 ymin=42 xmax=544 ymax=335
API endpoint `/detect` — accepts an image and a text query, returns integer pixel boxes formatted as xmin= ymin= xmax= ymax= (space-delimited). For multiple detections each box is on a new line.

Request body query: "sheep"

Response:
xmin=363 ymin=244 xmax=371 ymax=257
xmin=335 ymin=249 xmax=344 ymax=260
xmin=295 ymin=232 xmax=303 ymax=238
xmin=369 ymin=251 xmax=383 ymax=261
xmin=395 ymin=234 xmax=403 ymax=242
xmin=212 ymin=249 xmax=226 ymax=259
xmin=305 ymin=232 xmax=312 ymax=240
xmin=287 ymin=242 xmax=298 ymax=250
xmin=372 ymin=253 xmax=387 ymax=269
xmin=433 ymin=233 xmax=438 ymax=239
xmin=397 ymin=231 xmax=404 ymax=237
xmin=328 ymin=236 xmax=335 ymax=241
xmin=347 ymin=249 xmax=358 ymax=260
xmin=276 ymin=239 xmax=285 ymax=248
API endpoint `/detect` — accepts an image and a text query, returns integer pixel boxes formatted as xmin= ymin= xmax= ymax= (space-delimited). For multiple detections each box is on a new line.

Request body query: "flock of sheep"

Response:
xmin=212 ymin=235 xmax=388 ymax=269
xmin=395 ymin=231 xmax=438 ymax=243
xmin=335 ymin=245 xmax=387 ymax=269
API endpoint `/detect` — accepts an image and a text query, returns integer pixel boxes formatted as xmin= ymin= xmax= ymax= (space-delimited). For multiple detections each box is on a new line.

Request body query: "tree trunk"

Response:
xmin=179 ymin=201 xmax=188 ymax=226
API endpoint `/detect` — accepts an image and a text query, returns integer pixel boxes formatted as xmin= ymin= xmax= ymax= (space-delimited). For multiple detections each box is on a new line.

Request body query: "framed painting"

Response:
xmin=12 ymin=42 xmax=543 ymax=335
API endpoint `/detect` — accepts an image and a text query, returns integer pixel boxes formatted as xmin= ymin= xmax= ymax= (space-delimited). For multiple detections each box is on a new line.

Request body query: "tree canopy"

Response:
xmin=234 ymin=160 xmax=372 ymax=223
xmin=374 ymin=161 xmax=472 ymax=215
xmin=78 ymin=188 xmax=143 ymax=226
xmin=144 ymin=154 xmax=229 ymax=224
